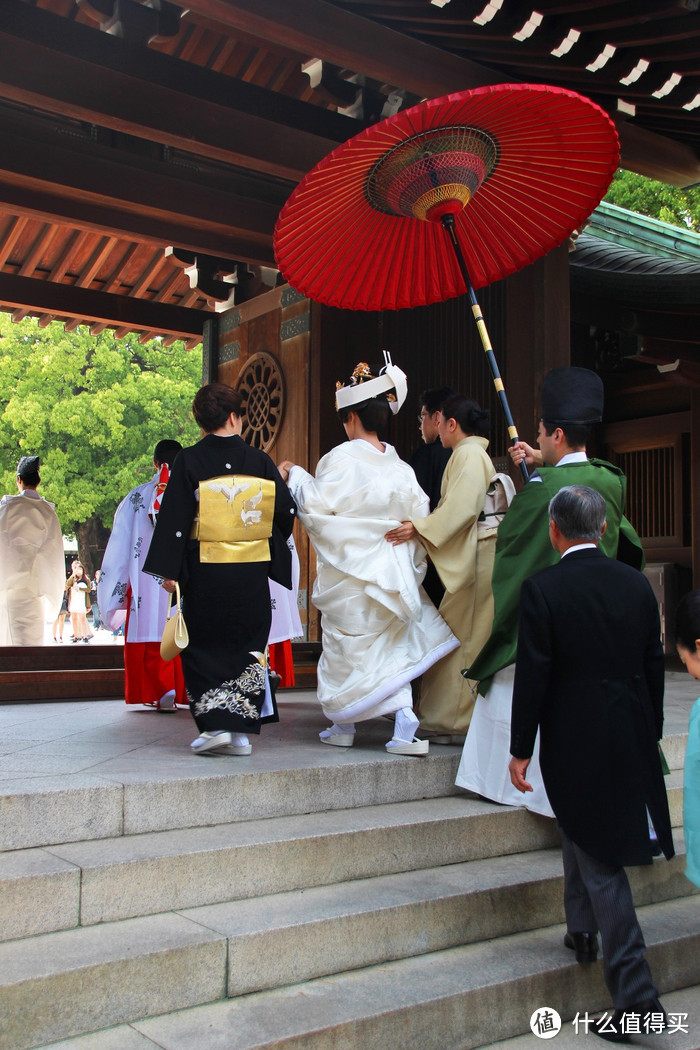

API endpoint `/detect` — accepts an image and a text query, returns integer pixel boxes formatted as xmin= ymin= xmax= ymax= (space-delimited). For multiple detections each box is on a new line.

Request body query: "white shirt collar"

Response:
xmin=556 ymin=451 xmax=588 ymax=467
xmin=561 ymin=542 xmax=597 ymax=558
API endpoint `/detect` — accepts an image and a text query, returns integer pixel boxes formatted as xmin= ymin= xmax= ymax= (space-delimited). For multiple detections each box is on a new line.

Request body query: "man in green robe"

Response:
xmin=456 ymin=367 xmax=644 ymax=819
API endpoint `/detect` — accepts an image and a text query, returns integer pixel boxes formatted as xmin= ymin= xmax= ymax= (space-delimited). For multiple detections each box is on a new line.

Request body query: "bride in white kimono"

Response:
xmin=279 ymin=357 xmax=458 ymax=756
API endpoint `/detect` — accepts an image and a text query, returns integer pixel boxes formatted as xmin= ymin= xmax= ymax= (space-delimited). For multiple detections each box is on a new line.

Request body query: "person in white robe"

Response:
xmin=98 ymin=440 xmax=186 ymax=710
xmin=279 ymin=357 xmax=459 ymax=756
xmin=0 ymin=456 xmax=65 ymax=646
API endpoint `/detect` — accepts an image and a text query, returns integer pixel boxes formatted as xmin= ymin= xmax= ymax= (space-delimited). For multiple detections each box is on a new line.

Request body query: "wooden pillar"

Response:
xmin=692 ymin=388 xmax=700 ymax=587
xmin=504 ymin=242 xmax=571 ymax=460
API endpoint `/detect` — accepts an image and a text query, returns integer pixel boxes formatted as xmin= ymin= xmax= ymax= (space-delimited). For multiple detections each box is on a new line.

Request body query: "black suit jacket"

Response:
xmin=511 ymin=546 xmax=673 ymax=867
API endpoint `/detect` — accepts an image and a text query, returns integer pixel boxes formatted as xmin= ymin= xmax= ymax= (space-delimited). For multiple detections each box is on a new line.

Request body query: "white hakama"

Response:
xmin=456 ymin=665 xmax=555 ymax=818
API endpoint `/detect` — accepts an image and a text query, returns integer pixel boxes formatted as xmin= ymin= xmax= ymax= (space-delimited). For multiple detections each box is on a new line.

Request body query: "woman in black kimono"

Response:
xmin=144 ymin=383 xmax=296 ymax=755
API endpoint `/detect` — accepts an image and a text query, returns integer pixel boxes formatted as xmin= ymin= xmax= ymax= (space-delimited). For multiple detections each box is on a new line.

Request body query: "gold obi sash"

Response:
xmin=190 ymin=475 xmax=275 ymax=563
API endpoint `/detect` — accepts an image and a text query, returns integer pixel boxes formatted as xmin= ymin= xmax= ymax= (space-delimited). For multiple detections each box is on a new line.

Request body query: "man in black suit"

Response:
xmin=509 ymin=485 xmax=674 ymax=1043
xmin=410 ymin=386 xmax=454 ymax=608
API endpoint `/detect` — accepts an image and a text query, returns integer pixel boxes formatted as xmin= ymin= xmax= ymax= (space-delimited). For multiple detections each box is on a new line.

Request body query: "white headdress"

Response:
xmin=335 ymin=351 xmax=408 ymax=415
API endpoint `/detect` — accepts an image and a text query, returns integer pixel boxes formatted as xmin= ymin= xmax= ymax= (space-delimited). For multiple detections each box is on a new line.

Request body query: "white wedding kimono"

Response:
xmin=0 ymin=490 xmax=65 ymax=646
xmin=288 ymin=439 xmax=458 ymax=723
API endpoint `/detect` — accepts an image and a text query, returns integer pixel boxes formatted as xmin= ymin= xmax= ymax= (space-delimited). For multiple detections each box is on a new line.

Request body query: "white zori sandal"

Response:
xmin=319 ymin=723 xmax=355 ymax=748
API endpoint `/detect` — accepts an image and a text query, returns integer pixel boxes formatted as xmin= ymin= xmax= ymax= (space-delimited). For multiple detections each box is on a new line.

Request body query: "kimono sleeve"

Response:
xmin=97 ymin=492 xmax=134 ymax=630
xmin=414 ymin=444 xmax=492 ymax=549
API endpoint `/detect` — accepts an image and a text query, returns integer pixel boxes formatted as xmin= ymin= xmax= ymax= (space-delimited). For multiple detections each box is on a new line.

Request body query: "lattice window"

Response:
xmin=604 ymin=415 xmax=687 ymax=552
xmin=235 ymin=352 xmax=285 ymax=453
xmin=614 ymin=447 xmax=675 ymax=541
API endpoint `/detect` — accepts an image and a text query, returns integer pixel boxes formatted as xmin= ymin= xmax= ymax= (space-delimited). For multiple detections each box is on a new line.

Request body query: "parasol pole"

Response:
xmin=440 ymin=213 xmax=529 ymax=484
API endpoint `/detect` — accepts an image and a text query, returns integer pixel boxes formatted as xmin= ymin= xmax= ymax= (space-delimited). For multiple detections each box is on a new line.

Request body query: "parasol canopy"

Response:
xmin=274 ymin=83 xmax=619 ymax=311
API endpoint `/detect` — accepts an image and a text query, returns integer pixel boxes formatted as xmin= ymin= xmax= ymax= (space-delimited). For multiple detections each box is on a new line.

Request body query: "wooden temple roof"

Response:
xmin=0 ymin=0 xmax=698 ymax=344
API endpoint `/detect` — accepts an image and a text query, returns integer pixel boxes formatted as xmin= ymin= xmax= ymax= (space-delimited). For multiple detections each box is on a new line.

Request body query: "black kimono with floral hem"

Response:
xmin=143 ymin=434 xmax=296 ymax=735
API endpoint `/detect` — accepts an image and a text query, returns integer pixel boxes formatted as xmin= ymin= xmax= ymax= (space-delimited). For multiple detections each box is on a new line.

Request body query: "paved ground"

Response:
xmin=0 ymin=671 xmax=696 ymax=790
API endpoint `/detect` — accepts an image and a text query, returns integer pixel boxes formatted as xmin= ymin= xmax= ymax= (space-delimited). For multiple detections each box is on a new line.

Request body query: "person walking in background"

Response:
xmin=509 ymin=486 xmax=672 ymax=1041
xmin=457 ymin=367 xmax=643 ymax=817
xmin=279 ymin=358 xmax=458 ymax=757
xmin=90 ymin=569 xmax=102 ymax=632
xmin=0 ymin=455 xmax=65 ymax=645
xmin=99 ymin=440 xmax=187 ymax=711
xmin=53 ymin=586 xmax=69 ymax=643
xmin=410 ymin=386 xmax=454 ymax=608
xmin=674 ymin=590 xmax=700 ymax=891
xmin=65 ymin=562 xmax=92 ymax=643
xmin=386 ymin=394 xmax=497 ymax=743
xmin=144 ymin=384 xmax=296 ymax=755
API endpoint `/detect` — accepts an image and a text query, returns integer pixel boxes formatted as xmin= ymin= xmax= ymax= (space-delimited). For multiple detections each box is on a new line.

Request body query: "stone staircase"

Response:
xmin=0 ymin=713 xmax=699 ymax=1050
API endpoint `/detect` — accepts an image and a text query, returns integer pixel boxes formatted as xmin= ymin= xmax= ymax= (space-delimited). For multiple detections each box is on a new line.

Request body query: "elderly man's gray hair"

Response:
xmin=548 ymin=485 xmax=606 ymax=542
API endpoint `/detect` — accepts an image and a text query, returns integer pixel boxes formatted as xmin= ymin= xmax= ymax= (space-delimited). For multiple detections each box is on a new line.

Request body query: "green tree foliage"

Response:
xmin=605 ymin=169 xmax=700 ymax=232
xmin=0 ymin=316 xmax=201 ymax=571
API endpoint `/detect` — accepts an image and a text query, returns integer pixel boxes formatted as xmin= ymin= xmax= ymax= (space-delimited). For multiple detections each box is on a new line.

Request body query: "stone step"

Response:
xmin=176 ymin=834 xmax=695 ymax=999
xmin=482 ymin=984 xmax=700 ymax=1049
xmin=2 ymin=834 xmax=696 ymax=1049
xmin=0 ymin=734 xmax=687 ymax=855
xmin=0 ymin=748 xmax=464 ymax=853
xmin=1 ymin=770 xmax=687 ymax=941
xmin=30 ymin=895 xmax=700 ymax=1050
xmin=0 ymin=796 xmax=562 ymax=938
xmin=0 ymin=912 xmax=227 ymax=1050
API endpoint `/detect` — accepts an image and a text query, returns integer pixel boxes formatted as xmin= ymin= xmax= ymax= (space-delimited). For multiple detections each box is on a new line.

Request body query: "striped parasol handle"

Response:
xmin=441 ymin=213 xmax=529 ymax=484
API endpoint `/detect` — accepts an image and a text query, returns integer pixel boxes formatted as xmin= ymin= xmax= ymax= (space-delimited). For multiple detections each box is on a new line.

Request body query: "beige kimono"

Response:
xmin=413 ymin=435 xmax=497 ymax=736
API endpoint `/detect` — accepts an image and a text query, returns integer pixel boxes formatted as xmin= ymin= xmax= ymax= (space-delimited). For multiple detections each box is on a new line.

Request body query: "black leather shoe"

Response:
xmin=593 ymin=998 xmax=667 ymax=1043
xmin=564 ymin=930 xmax=599 ymax=963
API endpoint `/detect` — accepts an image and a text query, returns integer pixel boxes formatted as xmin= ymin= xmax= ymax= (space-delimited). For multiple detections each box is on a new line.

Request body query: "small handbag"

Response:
xmin=160 ymin=583 xmax=189 ymax=660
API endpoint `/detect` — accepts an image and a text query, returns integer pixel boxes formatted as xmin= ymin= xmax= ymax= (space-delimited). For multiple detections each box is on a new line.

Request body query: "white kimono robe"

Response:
xmin=288 ymin=439 xmax=458 ymax=723
xmin=98 ymin=473 xmax=171 ymax=641
xmin=0 ymin=490 xmax=65 ymax=646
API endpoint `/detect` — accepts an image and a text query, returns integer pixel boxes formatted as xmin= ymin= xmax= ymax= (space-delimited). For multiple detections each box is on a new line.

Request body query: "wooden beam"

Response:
xmin=180 ymin=0 xmax=700 ymax=187
xmin=181 ymin=0 xmax=500 ymax=96
xmin=0 ymin=272 xmax=209 ymax=339
xmin=615 ymin=118 xmax=700 ymax=189
xmin=0 ymin=119 xmax=279 ymax=264
xmin=0 ymin=4 xmax=360 ymax=183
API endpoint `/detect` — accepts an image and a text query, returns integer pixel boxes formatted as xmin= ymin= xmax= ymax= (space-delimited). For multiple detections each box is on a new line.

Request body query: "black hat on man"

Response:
xmin=16 ymin=455 xmax=40 ymax=480
xmin=541 ymin=367 xmax=604 ymax=426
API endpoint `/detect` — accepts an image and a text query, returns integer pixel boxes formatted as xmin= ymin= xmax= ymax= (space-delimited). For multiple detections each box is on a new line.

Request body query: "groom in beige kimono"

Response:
xmin=386 ymin=393 xmax=497 ymax=742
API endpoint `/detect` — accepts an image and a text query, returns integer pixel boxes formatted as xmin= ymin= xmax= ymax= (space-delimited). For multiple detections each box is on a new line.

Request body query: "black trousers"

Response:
xmin=560 ymin=827 xmax=658 ymax=1008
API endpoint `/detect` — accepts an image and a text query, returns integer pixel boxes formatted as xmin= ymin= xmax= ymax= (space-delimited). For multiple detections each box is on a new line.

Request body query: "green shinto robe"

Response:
xmin=467 ymin=458 xmax=644 ymax=695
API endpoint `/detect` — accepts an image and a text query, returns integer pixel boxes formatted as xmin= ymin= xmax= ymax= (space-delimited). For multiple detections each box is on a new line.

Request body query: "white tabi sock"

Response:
xmin=393 ymin=707 xmax=419 ymax=743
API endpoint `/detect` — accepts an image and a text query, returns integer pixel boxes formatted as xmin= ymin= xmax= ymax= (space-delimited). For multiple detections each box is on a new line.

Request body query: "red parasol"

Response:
xmin=274 ymin=84 xmax=619 ymax=478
